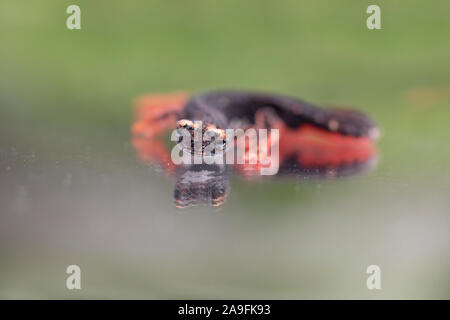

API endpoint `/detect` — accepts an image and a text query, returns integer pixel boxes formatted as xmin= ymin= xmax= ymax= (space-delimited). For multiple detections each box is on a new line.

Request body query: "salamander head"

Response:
xmin=176 ymin=119 xmax=227 ymax=155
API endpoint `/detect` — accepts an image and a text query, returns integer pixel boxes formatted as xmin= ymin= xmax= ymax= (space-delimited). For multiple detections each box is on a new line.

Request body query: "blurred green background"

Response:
xmin=0 ymin=0 xmax=449 ymax=298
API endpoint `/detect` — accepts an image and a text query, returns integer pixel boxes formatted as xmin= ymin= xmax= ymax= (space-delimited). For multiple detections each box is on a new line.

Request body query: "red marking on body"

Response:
xmin=235 ymin=120 xmax=376 ymax=175
xmin=131 ymin=92 xmax=190 ymax=138
xmin=131 ymin=92 xmax=190 ymax=173
xmin=280 ymin=123 xmax=376 ymax=167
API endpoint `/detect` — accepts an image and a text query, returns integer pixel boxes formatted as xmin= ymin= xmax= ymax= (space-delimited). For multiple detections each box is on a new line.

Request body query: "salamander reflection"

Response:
xmin=131 ymin=93 xmax=378 ymax=208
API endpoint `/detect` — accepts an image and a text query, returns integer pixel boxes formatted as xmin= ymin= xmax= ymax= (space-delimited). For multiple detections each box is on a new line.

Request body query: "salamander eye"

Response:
xmin=177 ymin=119 xmax=194 ymax=129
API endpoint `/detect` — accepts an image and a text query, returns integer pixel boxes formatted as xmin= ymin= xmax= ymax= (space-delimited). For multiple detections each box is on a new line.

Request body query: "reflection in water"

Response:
xmin=131 ymin=93 xmax=378 ymax=208
xmin=174 ymin=164 xmax=229 ymax=208
xmin=132 ymin=136 xmax=231 ymax=208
